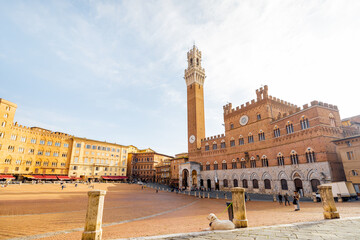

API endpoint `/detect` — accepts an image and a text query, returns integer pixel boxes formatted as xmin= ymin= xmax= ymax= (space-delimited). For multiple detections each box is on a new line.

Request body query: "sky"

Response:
xmin=1 ymin=1 xmax=360 ymax=156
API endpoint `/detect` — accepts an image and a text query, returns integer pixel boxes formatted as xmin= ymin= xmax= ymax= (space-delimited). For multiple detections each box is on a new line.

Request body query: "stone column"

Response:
xmin=82 ymin=190 xmax=107 ymax=240
xmin=231 ymin=187 xmax=248 ymax=228
xmin=318 ymin=186 xmax=340 ymax=219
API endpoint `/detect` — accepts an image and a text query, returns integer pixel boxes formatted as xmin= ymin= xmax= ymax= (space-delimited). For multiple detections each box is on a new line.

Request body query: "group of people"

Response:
xmin=277 ymin=191 xmax=301 ymax=211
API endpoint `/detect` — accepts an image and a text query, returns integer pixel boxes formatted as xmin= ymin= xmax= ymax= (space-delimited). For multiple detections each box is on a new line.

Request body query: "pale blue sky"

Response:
xmin=1 ymin=1 xmax=360 ymax=156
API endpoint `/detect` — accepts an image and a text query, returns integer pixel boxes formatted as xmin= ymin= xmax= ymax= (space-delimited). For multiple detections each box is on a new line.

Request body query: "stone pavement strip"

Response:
xmin=118 ymin=216 xmax=360 ymax=240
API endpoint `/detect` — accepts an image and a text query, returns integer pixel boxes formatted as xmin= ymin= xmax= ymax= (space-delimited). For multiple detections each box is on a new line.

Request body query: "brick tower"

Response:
xmin=185 ymin=45 xmax=206 ymax=153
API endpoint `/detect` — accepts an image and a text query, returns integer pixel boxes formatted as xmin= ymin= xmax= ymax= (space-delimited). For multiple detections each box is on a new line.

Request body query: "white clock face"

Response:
xmin=189 ymin=135 xmax=196 ymax=144
xmin=239 ymin=115 xmax=249 ymax=126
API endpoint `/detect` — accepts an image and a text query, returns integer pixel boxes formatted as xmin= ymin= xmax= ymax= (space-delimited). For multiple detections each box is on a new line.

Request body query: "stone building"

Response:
xmin=180 ymin=46 xmax=358 ymax=197
xmin=170 ymin=153 xmax=188 ymax=188
xmin=333 ymin=135 xmax=360 ymax=195
xmin=155 ymin=158 xmax=171 ymax=184
xmin=130 ymin=149 xmax=173 ymax=182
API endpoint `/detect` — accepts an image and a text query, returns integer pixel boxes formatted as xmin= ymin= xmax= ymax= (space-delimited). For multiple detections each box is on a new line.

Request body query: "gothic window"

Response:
xmin=230 ymin=139 xmax=235 ymax=147
xmin=250 ymin=160 xmax=256 ymax=168
xmin=258 ymin=130 xmax=265 ymax=141
xmin=239 ymin=137 xmax=244 ymax=145
xmin=281 ymin=179 xmax=288 ymax=190
xmin=290 ymin=151 xmax=299 ymax=165
xmin=190 ymin=58 xmax=193 ymax=66
xmin=264 ymin=179 xmax=271 ymax=189
xmin=257 ymin=114 xmax=261 ymax=120
xmin=223 ymin=179 xmax=228 ymax=187
xmin=253 ymin=179 xmax=259 ymax=189
xmin=205 ymin=145 xmax=209 ymax=151
xmin=232 ymin=159 xmax=237 ymax=169
xmin=274 ymin=126 xmax=281 ymax=138
xmin=300 ymin=116 xmax=310 ymax=130
xmin=277 ymin=153 xmax=284 ymax=166
xmin=286 ymin=122 xmax=294 ymax=134
xmin=351 ymin=170 xmax=358 ymax=176
xmin=212 ymin=143 xmax=217 ymax=150
xmin=233 ymin=179 xmax=238 ymax=187
xmin=241 ymin=161 xmax=246 ymax=168
xmin=242 ymin=179 xmax=248 ymax=188
xmin=248 ymin=133 xmax=254 ymax=143
xmin=222 ymin=160 xmax=227 ymax=170
xmin=230 ymin=123 xmax=234 ymax=129
xmin=305 ymin=148 xmax=316 ymax=163
xmin=196 ymin=58 xmax=199 ymax=66
xmin=220 ymin=141 xmax=226 ymax=148
xmin=261 ymin=156 xmax=269 ymax=167
xmin=213 ymin=161 xmax=218 ymax=170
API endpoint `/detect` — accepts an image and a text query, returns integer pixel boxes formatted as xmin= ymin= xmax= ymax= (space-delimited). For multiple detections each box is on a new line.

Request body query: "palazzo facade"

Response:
xmin=180 ymin=46 xmax=356 ymax=197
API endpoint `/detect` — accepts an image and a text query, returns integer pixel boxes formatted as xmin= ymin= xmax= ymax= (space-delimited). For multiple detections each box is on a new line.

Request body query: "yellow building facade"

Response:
xmin=68 ymin=137 xmax=128 ymax=180
xmin=0 ymin=98 xmax=131 ymax=181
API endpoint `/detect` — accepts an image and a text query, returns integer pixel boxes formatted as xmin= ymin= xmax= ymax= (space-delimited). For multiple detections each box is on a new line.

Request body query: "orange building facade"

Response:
xmin=180 ymin=46 xmax=358 ymax=197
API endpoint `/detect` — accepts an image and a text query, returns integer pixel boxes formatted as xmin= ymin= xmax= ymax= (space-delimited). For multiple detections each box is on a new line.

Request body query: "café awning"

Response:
xmin=0 ymin=175 xmax=15 ymax=179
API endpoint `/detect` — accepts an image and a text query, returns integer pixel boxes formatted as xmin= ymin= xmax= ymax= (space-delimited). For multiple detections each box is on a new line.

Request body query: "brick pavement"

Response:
xmin=127 ymin=217 xmax=360 ymax=240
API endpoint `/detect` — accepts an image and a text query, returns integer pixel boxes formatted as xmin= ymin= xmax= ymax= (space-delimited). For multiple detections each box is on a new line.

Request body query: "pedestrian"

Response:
xmin=278 ymin=193 xmax=283 ymax=205
xmin=75 ymin=183 xmax=78 ymax=187
xmin=61 ymin=185 xmax=65 ymax=190
xmin=156 ymin=189 xmax=158 ymax=193
xmin=284 ymin=193 xmax=290 ymax=206
xmin=293 ymin=191 xmax=300 ymax=211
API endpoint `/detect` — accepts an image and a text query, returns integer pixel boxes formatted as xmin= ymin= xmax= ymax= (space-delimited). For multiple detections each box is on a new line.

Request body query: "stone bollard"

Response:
xmin=82 ymin=190 xmax=106 ymax=240
xmin=216 ymin=193 xmax=219 ymax=199
xmin=337 ymin=194 xmax=343 ymax=203
xmin=318 ymin=186 xmax=340 ymax=219
xmin=231 ymin=187 xmax=248 ymax=228
xmin=207 ymin=193 xmax=210 ymax=199
xmin=273 ymin=195 xmax=277 ymax=202
xmin=225 ymin=193 xmax=227 ymax=200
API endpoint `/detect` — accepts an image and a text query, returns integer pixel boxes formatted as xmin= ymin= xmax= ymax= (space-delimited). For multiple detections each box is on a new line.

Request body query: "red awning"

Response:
xmin=71 ymin=177 xmax=82 ymax=180
xmin=43 ymin=175 xmax=57 ymax=180
xmin=32 ymin=175 xmax=45 ymax=179
xmin=57 ymin=176 xmax=71 ymax=180
xmin=102 ymin=176 xmax=127 ymax=180
xmin=0 ymin=175 xmax=15 ymax=179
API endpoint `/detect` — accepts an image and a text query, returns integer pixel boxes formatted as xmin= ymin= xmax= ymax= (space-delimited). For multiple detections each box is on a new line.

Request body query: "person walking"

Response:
xmin=284 ymin=193 xmax=290 ymax=206
xmin=278 ymin=193 xmax=283 ymax=205
xmin=293 ymin=191 xmax=300 ymax=211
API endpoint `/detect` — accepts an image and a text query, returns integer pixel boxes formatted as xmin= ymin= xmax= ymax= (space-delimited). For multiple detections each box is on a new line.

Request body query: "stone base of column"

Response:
xmin=82 ymin=229 xmax=102 ymax=240
xmin=324 ymin=211 xmax=340 ymax=219
xmin=233 ymin=218 xmax=248 ymax=228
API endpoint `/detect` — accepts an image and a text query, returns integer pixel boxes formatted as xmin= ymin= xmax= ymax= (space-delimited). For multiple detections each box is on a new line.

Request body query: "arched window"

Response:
xmin=300 ymin=116 xmax=310 ymax=130
xmin=311 ymin=179 xmax=321 ymax=192
xmin=206 ymin=162 xmax=210 ymax=171
xmin=232 ymin=159 xmax=237 ymax=169
xmin=264 ymin=179 xmax=271 ymax=189
xmin=239 ymin=135 xmax=244 ymax=145
xmin=286 ymin=121 xmax=294 ymax=134
xmin=230 ymin=137 xmax=235 ymax=147
xmin=261 ymin=156 xmax=269 ymax=167
xmin=190 ymin=58 xmax=193 ymax=66
xmin=281 ymin=179 xmax=288 ymax=190
xmin=196 ymin=58 xmax=199 ymax=66
xmin=273 ymin=126 xmax=280 ymax=138
xmin=329 ymin=113 xmax=336 ymax=127
xmin=213 ymin=161 xmax=218 ymax=170
xmin=248 ymin=133 xmax=254 ymax=143
xmin=223 ymin=179 xmax=228 ymax=187
xmin=1 ymin=121 xmax=6 ymax=127
xmin=220 ymin=140 xmax=226 ymax=149
xmin=241 ymin=158 xmax=246 ymax=168
xmin=306 ymin=148 xmax=316 ymax=163
xmin=253 ymin=179 xmax=259 ymax=189
xmin=205 ymin=143 xmax=209 ymax=151
xmin=212 ymin=142 xmax=217 ymax=150
xmin=290 ymin=151 xmax=299 ymax=165
xmin=258 ymin=130 xmax=265 ymax=141
xmin=242 ymin=179 xmax=248 ymax=188
xmin=233 ymin=179 xmax=238 ymax=187
xmin=230 ymin=122 xmax=234 ymax=129
xmin=250 ymin=158 xmax=256 ymax=168
xmin=222 ymin=160 xmax=227 ymax=170
xmin=277 ymin=153 xmax=285 ymax=166
xmin=351 ymin=170 xmax=359 ymax=176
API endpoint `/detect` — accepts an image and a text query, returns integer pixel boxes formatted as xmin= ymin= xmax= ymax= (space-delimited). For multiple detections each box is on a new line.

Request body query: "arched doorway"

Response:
xmin=192 ymin=170 xmax=197 ymax=188
xmin=207 ymin=179 xmax=212 ymax=190
xmin=200 ymin=179 xmax=204 ymax=187
xmin=294 ymin=178 xmax=303 ymax=194
xmin=242 ymin=179 xmax=248 ymax=188
xmin=233 ymin=179 xmax=238 ymax=187
xmin=311 ymin=179 xmax=321 ymax=192
xmin=182 ymin=169 xmax=189 ymax=189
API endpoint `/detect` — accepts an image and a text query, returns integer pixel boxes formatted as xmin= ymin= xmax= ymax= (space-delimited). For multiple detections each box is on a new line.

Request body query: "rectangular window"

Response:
xmin=35 ymin=161 xmax=41 ymax=166
xmin=76 ymin=143 xmax=81 ymax=148
xmin=52 ymin=162 xmax=57 ymax=167
xmin=205 ymin=145 xmax=209 ymax=151
xmin=40 ymin=140 xmax=45 ymax=145
xmin=0 ymin=132 xmax=4 ymax=138
xmin=43 ymin=162 xmax=49 ymax=166
xmin=62 ymin=153 xmax=67 ymax=157
xmin=250 ymin=160 xmax=256 ymax=168
xmin=53 ymin=152 xmax=59 ymax=157
xmin=84 ymin=158 xmax=88 ymax=163
xmin=222 ymin=163 xmax=227 ymax=169
xmin=214 ymin=164 xmax=218 ymax=170
xmin=241 ymin=162 xmax=246 ymax=168
xmin=248 ymin=135 xmax=254 ymax=143
xmin=221 ymin=142 xmax=226 ymax=148
xmin=47 ymin=141 xmax=52 ymax=146
xmin=347 ymin=151 xmax=354 ymax=160
xmin=74 ymin=157 xmax=79 ymax=163
xmin=64 ymin=143 xmax=69 ymax=147
xmin=61 ymin=163 xmax=66 ymax=167
xmin=11 ymin=134 xmax=17 ymax=140
xmin=21 ymin=137 xmax=26 ymax=142
xmin=92 ymin=145 xmax=97 ymax=149
xmin=31 ymin=138 xmax=36 ymax=144
xmin=18 ymin=147 xmax=24 ymax=153
xmin=86 ymin=144 xmax=91 ymax=149
xmin=239 ymin=138 xmax=244 ymax=145
xmin=55 ymin=142 xmax=61 ymax=147
xmin=8 ymin=145 xmax=14 ymax=152
xmin=106 ymin=147 xmax=110 ymax=151
xmin=37 ymin=150 xmax=43 ymax=155
xmin=230 ymin=140 xmax=235 ymax=147
xmin=29 ymin=149 xmax=34 ymax=154
xmin=45 ymin=151 xmax=51 ymax=156
xmin=232 ymin=162 xmax=237 ymax=169
xmin=16 ymin=159 xmax=21 ymax=165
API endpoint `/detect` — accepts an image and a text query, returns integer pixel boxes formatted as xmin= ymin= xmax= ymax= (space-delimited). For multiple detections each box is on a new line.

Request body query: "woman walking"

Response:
xmin=293 ymin=191 xmax=300 ymax=211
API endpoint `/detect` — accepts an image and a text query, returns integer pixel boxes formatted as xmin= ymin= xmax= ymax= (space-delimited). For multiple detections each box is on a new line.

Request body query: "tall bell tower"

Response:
xmin=185 ymin=45 xmax=206 ymax=153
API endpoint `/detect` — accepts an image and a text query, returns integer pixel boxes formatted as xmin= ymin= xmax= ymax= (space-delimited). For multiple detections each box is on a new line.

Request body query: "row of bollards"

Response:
xmin=81 ymin=185 xmax=340 ymax=239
